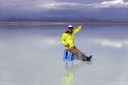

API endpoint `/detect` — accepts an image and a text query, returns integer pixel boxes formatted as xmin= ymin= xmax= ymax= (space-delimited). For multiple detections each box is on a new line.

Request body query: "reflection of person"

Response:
xmin=61 ymin=61 xmax=74 ymax=85
xmin=61 ymin=70 xmax=75 ymax=85
xmin=61 ymin=61 xmax=91 ymax=85
xmin=61 ymin=24 xmax=92 ymax=61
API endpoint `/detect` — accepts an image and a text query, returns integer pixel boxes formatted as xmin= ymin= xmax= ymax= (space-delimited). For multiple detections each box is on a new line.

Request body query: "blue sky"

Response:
xmin=0 ymin=0 xmax=128 ymax=19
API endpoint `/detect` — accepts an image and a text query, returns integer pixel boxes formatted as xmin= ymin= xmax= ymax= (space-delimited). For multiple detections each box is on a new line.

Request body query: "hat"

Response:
xmin=68 ymin=25 xmax=73 ymax=29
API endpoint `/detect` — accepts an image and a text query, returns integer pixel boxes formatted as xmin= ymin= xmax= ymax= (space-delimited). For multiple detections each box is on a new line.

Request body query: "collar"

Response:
xmin=65 ymin=31 xmax=72 ymax=34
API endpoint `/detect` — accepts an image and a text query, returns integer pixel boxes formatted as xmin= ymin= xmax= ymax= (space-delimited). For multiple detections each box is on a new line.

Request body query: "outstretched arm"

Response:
xmin=72 ymin=24 xmax=83 ymax=35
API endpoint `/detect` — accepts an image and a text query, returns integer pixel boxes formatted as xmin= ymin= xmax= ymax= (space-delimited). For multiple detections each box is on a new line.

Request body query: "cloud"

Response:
xmin=38 ymin=2 xmax=82 ymax=9
xmin=1 ymin=0 xmax=128 ymax=10
xmin=0 ymin=0 xmax=128 ymax=19
xmin=93 ymin=39 xmax=128 ymax=48
xmin=0 ymin=0 xmax=56 ymax=10
xmin=37 ymin=0 xmax=128 ymax=10
xmin=88 ymin=0 xmax=128 ymax=8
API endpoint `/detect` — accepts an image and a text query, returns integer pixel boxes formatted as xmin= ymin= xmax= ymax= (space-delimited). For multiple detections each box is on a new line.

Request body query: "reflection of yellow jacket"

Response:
xmin=61 ymin=26 xmax=82 ymax=49
xmin=61 ymin=71 xmax=74 ymax=85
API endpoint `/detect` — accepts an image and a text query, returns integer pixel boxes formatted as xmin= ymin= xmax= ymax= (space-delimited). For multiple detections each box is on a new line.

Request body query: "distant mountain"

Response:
xmin=0 ymin=17 xmax=128 ymax=23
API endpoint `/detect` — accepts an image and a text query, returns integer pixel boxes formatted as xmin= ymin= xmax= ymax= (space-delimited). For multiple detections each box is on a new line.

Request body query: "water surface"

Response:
xmin=0 ymin=24 xmax=128 ymax=85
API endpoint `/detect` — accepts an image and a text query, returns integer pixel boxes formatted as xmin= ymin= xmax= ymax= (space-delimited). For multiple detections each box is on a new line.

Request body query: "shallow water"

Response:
xmin=0 ymin=24 xmax=128 ymax=85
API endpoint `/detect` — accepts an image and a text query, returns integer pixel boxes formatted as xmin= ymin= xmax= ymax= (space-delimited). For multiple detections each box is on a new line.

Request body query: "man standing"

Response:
xmin=61 ymin=24 xmax=92 ymax=61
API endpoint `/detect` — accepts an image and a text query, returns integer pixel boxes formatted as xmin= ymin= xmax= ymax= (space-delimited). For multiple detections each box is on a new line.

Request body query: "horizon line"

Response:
xmin=0 ymin=22 xmax=128 ymax=26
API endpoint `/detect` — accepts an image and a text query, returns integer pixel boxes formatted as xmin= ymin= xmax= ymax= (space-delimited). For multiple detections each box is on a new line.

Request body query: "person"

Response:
xmin=61 ymin=24 xmax=92 ymax=61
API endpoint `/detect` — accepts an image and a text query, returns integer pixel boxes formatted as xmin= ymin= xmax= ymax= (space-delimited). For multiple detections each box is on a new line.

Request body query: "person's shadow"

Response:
xmin=61 ymin=61 xmax=92 ymax=85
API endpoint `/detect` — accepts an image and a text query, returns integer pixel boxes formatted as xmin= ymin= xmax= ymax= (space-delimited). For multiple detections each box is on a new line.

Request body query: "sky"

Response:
xmin=0 ymin=0 xmax=128 ymax=19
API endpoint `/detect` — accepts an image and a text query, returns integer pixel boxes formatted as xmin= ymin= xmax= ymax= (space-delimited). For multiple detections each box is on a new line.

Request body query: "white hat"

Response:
xmin=68 ymin=25 xmax=73 ymax=28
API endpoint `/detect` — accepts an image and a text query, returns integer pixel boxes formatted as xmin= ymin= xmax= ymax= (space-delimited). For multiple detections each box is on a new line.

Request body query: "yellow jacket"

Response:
xmin=61 ymin=26 xmax=82 ymax=49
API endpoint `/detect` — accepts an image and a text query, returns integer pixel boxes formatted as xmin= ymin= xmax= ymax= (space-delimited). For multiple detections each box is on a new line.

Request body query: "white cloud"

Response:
xmin=0 ymin=0 xmax=128 ymax=10
xmin=88 ymin=0 xmax=128 ymax=8
xmin=0 ymin=0 xmax=57 ymax=10
xmin=38 ymin=0 xmax=128 ymax=9
xmin=93 ymin=39 xmax=128 ymax=48
xmin=38 ymin=2 xmax=82 ymax=9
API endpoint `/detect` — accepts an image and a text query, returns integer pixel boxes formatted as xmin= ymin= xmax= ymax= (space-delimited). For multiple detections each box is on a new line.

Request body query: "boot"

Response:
xmin=79 ymin=53 xmax=92 ymax=61
xmin=86 ymin=55 xmax=92 ymax=61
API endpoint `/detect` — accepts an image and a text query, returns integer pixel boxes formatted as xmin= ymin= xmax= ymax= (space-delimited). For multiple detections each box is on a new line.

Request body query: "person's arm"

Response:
xmin=61 ymin=33 xmax=67 ymax=46
xmin=72 ymin=24 xmax=83 ymax=35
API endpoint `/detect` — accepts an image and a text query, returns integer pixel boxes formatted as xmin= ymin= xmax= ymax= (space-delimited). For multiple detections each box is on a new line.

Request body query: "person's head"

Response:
xmin=67 ymin=25 xmax=73 ymax=33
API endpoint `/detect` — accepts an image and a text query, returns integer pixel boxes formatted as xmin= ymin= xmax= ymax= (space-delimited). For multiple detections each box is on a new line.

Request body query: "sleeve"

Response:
xmin=72 ymin=26 xmax=82 ymax=35
xmin=61 ymin=33 xmax=67 ymax=45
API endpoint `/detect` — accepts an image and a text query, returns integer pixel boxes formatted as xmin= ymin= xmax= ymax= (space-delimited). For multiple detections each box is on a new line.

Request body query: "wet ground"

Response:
xmin=0 ymin=24 xmax=128 ymax=85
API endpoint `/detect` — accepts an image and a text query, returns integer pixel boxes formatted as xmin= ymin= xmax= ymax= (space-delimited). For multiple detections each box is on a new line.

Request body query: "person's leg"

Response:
xmin=66 ymin=47 xmax=80 ymax=57
xmin=79 ymin=53 xmax=92 ymax=61
xmin=74 ymin=47 xmax=92 ymax=61
xmin=66 ymin=46 xmax=91 ymax=61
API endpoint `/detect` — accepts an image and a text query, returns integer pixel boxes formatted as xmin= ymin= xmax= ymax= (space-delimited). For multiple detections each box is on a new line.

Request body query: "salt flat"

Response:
xmin=0 ymin=24 xmax=128 ymax=85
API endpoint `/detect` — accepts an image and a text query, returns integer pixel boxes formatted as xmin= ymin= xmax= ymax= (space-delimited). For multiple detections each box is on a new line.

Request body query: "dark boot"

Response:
xmin=86 ymin=55 xmax=92 ymax=61
xmin=80 ymin=53 xmax=92 ymax=61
